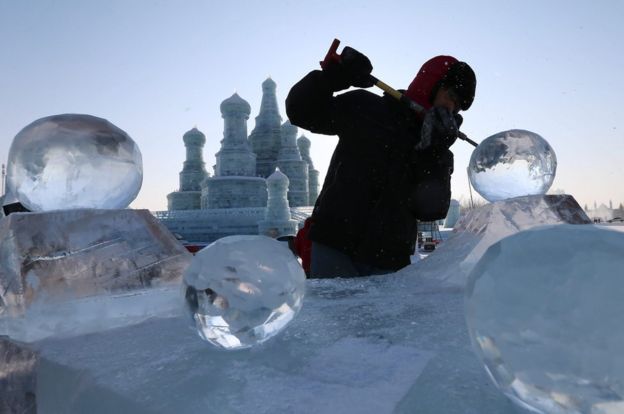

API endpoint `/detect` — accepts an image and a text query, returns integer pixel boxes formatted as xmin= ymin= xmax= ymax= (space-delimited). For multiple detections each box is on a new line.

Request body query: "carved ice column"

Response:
xmin=249 ymin=78 xmax=283 ymax=178
xmin=297 ymin=135 xmax=319 ymax=205
xmin=277 ymin=121 xmax=308 ymax=207
xmin=258 ymin=168 xmax=298 ymax=238
xmin=202 ymin=93 xmax=267 ymax=209
xmin=167 ymin=127 xmax=209 ymax=210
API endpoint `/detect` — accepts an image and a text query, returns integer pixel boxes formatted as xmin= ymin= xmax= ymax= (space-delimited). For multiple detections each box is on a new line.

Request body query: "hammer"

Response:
xmin=321 ymin=39 xmax=478 ymax=148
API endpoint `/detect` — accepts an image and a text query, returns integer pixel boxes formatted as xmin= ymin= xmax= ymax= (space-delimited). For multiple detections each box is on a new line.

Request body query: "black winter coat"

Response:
xmin=286 ymin=70 xmax=454 ymax=271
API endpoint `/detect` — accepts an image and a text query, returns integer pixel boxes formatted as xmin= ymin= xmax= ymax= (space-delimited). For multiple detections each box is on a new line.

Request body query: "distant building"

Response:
xmin=202 ymin=93 xmax=267 ymax=209
xmin=249 ymin=78 xmax=282 ymax=179
xmin=584 ymin=201 xmax=624 ymax=223
xmin=277 ymin=121 xmax=309 ymax=207
xmin=258 ymin=168 xmax=298 ymax=237
xmin=166 ymin=127 xmax=208 ymax=210
xmin=156 ymin=78 xmax=318 ymax=243
xmin=297 ymin=135 xmax=319 ymax=205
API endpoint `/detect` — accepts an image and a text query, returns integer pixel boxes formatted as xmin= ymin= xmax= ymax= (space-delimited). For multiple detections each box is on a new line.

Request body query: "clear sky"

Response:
xmin=1 ymin=0 xmax=622 ymax=211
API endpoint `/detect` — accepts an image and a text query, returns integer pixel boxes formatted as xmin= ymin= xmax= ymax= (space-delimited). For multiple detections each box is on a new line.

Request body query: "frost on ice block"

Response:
xmin=0 ymin=336 xmax=37 ymax=413
xmin=401 ymin=194 xmax=591 ymax=287
xmin=0 ymin=209 xmax=192 ymax=340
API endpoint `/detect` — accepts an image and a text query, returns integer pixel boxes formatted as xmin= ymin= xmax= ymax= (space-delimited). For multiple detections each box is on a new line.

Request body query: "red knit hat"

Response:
xmin=405 ymin=55 xmax=476 ymax=111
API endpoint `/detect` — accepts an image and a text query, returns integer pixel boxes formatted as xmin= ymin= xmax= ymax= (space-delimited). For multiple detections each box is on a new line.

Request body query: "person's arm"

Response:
xmin=286 ymin=47 xmax=375 ymax=136
xmin=286 ymin=70 xmax=341 ymax=135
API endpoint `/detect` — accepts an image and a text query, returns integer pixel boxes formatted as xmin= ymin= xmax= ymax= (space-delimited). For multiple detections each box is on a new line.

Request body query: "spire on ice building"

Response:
xmin=277 ymin=121 xmax=309 ymax=207
xmin=167 ymin=127 xmax=209 ymax=210
xmin=297 ymin=135 xmax=319 ymax=205
xmin=212 ymin=93 xmax=256 ymax=177
xmin=180 ymin=128 xmax=208 ymax=190
xmin=201 ymin=93 xmax=267 ymax=209
xmin=258 ymin=168 xmax=298 ymax=238
xmin=249 ymin=78 xmax=283 ymax=178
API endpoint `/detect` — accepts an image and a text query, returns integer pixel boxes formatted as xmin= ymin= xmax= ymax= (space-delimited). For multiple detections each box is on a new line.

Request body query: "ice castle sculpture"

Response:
xmin=297 ymin=135 xmax=319 ymax=205
xmin=156 ymin=79 xmax=318 ymax=243
xmin=202 ymin=93 xmax=267 ymax=209
xmin=249 ymin=78 xmax=283 ymax=179
xmin=166 ymin=127 xmax=208 ymax=210
xmin=258 ymin=168 xmax=298 ymax=237
xmin=277 ymin=121 xmax=309 ymax=207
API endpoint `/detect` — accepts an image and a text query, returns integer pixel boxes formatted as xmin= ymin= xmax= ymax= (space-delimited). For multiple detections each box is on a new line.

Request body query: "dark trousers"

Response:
xmin=309 ymin=242 xmax=393 ymax=278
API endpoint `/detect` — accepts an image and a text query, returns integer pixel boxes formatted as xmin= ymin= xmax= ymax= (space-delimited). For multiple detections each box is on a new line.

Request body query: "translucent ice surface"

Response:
xmin=6 ymin=114 xmax=142 ymax=211
xmin=468 ymin=130 xmax=556 ymax=202
xmin=184 ymin=235 xmax=306 ymax=350
xmin=466 ymin=225 xmax=624 ymax=414
xmin=1 ymin=287 xmax=183 ymax=343
xmin=7 ymin=196 xmax=588 ymax=413
xmin=0 ymin=209 xmax=191 ymax=341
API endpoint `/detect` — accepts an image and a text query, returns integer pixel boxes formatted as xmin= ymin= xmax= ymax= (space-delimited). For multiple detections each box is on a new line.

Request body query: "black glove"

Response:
xmin=322 ymin=46 xmax=375 ymax=91
xmin=416 ymin=107 xmax=463 ymax=151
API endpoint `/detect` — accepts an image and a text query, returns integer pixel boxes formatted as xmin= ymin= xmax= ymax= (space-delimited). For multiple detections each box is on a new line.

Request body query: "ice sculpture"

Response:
xmin=1 ymin=196 xmax=596 ymax=413
xmin=184 ymin=235 xmax=306 ymax=350
xmin=6 ymin=114 xmax=142 ymax=211
xmin=0 ymin=209 xmax=192 ymax=341
xmin=468 ymin=130 xmax=556 ymax=202
xmin=465 ymin=225 xmax=624 ymax=414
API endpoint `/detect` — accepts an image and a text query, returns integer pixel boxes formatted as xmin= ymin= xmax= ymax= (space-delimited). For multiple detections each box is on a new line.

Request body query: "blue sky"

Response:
xmin=1 ymin=0 xmax=622 ymax=211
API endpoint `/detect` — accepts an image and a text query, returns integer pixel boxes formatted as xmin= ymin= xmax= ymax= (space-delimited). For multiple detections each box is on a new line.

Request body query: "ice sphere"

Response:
xmin=183 ymin=235 xmax=306 ymax=350
xmin=468 ymin=129 xmax=556 ymax=202
xmin=6 ymin=114 xmax=142 ymax=211
xmin=465 ymin=225 xmax=624 ymax=414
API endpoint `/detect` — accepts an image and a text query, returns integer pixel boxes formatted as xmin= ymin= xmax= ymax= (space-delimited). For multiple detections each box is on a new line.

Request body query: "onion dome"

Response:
xmin=183 ymin=127 xmax=206 ymax=146
xmin=281 ymin=120 xmax=298 ymax=137
xmin=297 ymin=135 xmax=311 ymax=149
xmin=262 ymin=77 xmax=277 ymax=91
xmin=220 ymin=93 xmax=251 ymax=116
xmin=267 ymin=167 xmax=289 ymax=184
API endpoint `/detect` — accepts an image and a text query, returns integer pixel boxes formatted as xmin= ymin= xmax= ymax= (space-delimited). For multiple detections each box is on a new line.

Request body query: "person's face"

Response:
xmin=433 ymin=87 xmax=460 ymax=113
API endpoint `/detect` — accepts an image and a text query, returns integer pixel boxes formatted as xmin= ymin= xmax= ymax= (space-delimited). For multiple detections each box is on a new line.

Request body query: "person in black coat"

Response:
xmin=286 ymin=47 xmax=476 ymax=278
